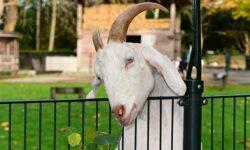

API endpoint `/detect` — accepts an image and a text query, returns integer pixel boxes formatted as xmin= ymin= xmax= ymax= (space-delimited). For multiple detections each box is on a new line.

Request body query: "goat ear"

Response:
xmin=86 ymin=77 xmax=102 ymax=99
xmin=141 ymin=46 xmax=186 ymax=95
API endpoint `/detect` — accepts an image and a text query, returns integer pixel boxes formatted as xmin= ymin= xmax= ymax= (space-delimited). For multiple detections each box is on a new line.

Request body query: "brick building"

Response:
xmin=77 ymin=4 xmax=178 ymax=73
xmin=0 ymin=32 xmax=19 ymax=75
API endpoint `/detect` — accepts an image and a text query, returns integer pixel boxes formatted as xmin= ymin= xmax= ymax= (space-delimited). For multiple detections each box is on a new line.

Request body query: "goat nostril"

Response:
xmin=115 ymin=105 xmax=125 ymax=118
xmin=118 ymin=108 xmax=123 ymax=117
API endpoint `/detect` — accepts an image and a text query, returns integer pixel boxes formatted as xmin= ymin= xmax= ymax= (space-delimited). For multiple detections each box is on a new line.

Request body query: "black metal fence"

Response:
xmin=0 ymin=94 xmax=249 ymax=150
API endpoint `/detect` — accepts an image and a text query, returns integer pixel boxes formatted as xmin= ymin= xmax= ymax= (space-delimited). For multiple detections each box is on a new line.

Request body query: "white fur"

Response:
xmin=88 ymin=42 xmax=186 ymax=150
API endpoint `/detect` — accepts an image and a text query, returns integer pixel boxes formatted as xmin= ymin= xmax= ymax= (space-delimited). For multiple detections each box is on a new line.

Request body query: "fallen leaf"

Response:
xmin=4 ymin=127 xmax=9 ymax=131
xmin=68 ymin=133 xmax=81 ymax=147
xmin=1 ymin=122 xmax=9 ymax=127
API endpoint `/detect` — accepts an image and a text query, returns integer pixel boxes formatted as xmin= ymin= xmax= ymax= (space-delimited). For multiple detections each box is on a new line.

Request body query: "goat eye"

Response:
xmin=97 ymin=76 xmax=101 ymax=80
xmin=125 ymin=58 xmax=134 ymax=68
xmin=126 ymin=58 xmax=134 ymax=64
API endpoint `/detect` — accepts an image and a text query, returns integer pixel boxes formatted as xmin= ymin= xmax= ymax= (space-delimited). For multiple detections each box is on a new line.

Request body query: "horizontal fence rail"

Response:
xmin=0 ymin=95 xmax=249 ymax=150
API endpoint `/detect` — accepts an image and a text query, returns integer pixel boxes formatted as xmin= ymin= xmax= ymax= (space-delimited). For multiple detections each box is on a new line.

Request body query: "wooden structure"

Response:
xmin=0 ymin=32 xmax=19 ymax=74
xmin=50 ymin=87 xmax=85 ymax=99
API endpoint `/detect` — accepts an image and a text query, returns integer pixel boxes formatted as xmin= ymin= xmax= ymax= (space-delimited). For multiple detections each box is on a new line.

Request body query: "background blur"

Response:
xmin=0 ymin=1 xmax=249 ymax=149
xmin=0 ymin=0 xmax=249 ymax=85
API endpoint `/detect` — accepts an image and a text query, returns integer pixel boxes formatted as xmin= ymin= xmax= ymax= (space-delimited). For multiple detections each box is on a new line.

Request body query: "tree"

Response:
xmin=232 ymin=0 xmax=250 ymax=56
xmin=36 ymin=0 xmax=41 ymax=50
xmin=4 ymin=0 xmax=18 ymax=32
xmin=198 ymin=0 xmax=250 ymax=69
xmin=48 ymin=0 xmax=57 ymax=51
xmin=0 ymin=0 xmax=4 ymax=23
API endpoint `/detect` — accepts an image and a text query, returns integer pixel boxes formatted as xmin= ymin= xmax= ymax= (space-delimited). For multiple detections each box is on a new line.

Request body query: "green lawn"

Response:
xmin=0 ymin=82 xmax=249 ymax=149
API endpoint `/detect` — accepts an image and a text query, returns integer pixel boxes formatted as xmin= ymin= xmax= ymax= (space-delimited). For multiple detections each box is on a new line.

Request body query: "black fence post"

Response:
xmin=183 ymin=0 xmax=203 ymax=149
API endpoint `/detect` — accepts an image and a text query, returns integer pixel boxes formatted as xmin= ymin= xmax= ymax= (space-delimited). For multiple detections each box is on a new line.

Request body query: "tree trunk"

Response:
xmin=77 ymin=3 xmax=83 ymax=40
xmin=0 ymin=0 xmax=3 ymax=19
xmin=169 ymin=3 xmax=176 ymax=34
xmin=244 ymin=33 xmax=250 ymax=70
xmin=4 ymin=0 xmax=18 ymax=32
xmin=48 ymin=0 xmax=57 ymax=51
xmin=174 ymin=12 xmax=181 ymax=60
xmin=154 ymin=9 xmax=160 ymax=19
xmin=36 ymin=0 xmax=41 ymax=50
xmin=244 ymin=33 xmax=250 ymax=56
xmin=169 ymin=3 xmax=182 ymax=60
xmin=77 ymin=2 xmax=84 ymax=71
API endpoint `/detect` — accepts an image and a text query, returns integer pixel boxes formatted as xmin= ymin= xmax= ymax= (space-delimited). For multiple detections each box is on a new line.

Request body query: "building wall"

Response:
xmin=45 ymin=56 xmax=77 ymax=72
xmin=0 ymin=38 xmax=19 ymax=74
xmin=77 ymin=30 xmax=175 ymax=73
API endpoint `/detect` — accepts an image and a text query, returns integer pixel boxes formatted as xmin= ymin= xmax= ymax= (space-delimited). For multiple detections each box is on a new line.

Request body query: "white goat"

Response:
xmin=87 ymin=2 xmax=186 ymax=150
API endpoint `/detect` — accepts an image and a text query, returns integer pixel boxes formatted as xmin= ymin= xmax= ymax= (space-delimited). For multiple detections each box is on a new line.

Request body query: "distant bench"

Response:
xmin=50 ymin=87 xmax=85 ymax=99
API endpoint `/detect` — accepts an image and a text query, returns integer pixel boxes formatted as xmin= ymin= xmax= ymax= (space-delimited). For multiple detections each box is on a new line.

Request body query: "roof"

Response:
xmin=0 ymin=31 xmax=20 ymax=38
xmin=83 ymin=4 xmax=170 ymax=30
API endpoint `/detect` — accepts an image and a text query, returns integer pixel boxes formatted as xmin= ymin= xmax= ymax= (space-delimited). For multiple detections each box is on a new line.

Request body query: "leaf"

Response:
xmin=1 ymin=122 xmax=9 ymax=127
xmin=94 ymin=134 xmax=119 ymax=145
xmin=68 ymin=133 xmax=81 ymax=147
xmin=85 ymin=129 xmax=98 ymax=143
xmin=4 ymin=127 xmax=9 ymax=131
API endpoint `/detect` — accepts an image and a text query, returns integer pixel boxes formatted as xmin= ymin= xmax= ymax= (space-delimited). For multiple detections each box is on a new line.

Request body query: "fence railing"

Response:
xmin=202 ymin=95 xmax=250 ymax=150
xmin=0 ymin=94 xmax=249 ymax=150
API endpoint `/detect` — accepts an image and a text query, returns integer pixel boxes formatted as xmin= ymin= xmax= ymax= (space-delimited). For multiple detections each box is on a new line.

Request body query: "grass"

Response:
xmin=0 ymin=82 xmax=249 ymax=149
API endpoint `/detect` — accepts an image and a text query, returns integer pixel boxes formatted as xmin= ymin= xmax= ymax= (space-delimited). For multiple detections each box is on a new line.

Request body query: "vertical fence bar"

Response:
xmin=53 ymin=101 xmax=57 ymax=150
xmin=244 ymin=96 xmax=247 ymax=150
xmin=147 ymin=100 xmax=150 ymax=150
xmin=108 ymin=105 xmax=112 ymax=150
xmin=159 ymin=99 xmax=162 ymax=150
xmin=171 ymin=99 xmax=174 ymax=150
xmin=8 ymin=104 xmax=12 ymax=150
xmin=96 ymin=100 xmax=99 ymax=131
xmin=184 ymin=0 xmax=203 ymax=149
xmin=233 ymin=97 xmax=236 ymax=150
xmin=39 ymin=103 xmax=42 ymax=150
xmin=122 ymin=127 xmax=124 ymax=150
xmin=68 ymin=102 xmax=71 ymax=150
xmin=23 ymin=103 xmax=27 ymax=150
xmin=134 ymin=119 xmax=137 ymax=150
xmin=82 ymin=101 xmax=85 ymax=149
xmin=211 ymin=98 xmax=214 ymax=150
xmin=108 ymin=106 xmax=112 ymax=134
xmin=222 ymin=98 xmax=225 ymax=150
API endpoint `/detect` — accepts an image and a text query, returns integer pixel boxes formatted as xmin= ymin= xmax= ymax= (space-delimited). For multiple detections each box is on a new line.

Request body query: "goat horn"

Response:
xmin=108 ymin=2 xmax=168 ymax=43
xmin=92 ymin=30 xmax=104 ymax=51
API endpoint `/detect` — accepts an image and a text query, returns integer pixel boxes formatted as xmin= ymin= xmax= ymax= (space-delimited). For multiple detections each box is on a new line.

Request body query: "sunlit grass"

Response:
xmin=0 ymin=82 xmax=249 ymax=149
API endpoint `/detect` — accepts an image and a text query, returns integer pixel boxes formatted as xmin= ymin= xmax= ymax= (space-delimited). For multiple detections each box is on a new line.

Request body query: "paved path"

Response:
xmin=1 ymin=68 xmax=250 ymax=85
xmin=203 ymin=68 xmax=250 ymax=85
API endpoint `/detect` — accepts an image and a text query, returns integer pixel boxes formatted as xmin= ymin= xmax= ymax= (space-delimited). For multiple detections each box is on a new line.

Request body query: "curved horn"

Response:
xmin=92 ymin=30 xmax=104 ymax=51
xmin=108 ymin=2 xmax=168 ymax=43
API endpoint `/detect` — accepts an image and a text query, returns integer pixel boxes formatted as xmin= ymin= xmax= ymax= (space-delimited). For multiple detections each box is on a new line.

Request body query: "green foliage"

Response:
xmin=67 ymin=130 xmax=119 ymax=150
xmin=20 ymin=49 xmax=76 ymax=56
xmin=145 ymin=9 xmax=169 ymax=19
xmin=94 ymin=134 xmax=119 ymax=145
xmin=16 ymin=0 xmax=77 ymax=50
xmin=232 ymin=0 xmax=250 ymax=20
xmin=68 ymin=133 xmax=82 ymax=147
xmin=180 ymin=0 xmax=250 ymax=53
xmin=0 ymin=83 xmax=249 ymax=149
